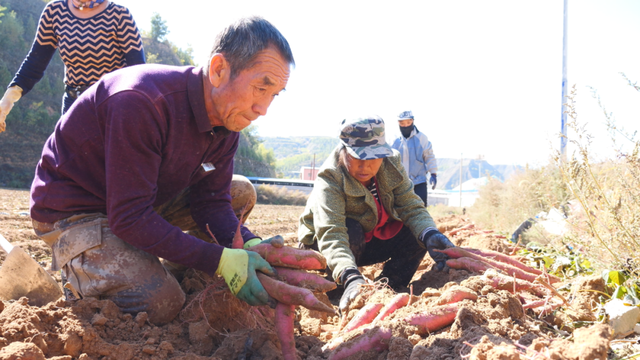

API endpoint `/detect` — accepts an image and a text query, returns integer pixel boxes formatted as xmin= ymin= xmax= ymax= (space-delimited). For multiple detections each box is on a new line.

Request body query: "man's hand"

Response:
xmin=339 ymin=268 xmax=365 ymax=316
xmin=421 ymin=230 xmax=455 ymax=271
xmin=243 ymin=235 xmax=284 ymax=249
xmin=429 ymin=173 xmax=437 ymax=190
xmin=0 ymin=86 xmax=23 ymax=134
xmin=216 ymin=248 xmax=276 ymax=306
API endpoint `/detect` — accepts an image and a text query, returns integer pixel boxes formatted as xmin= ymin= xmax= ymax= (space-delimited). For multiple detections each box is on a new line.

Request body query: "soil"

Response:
xmin=0 ymin=188 xmax=614 ymax=360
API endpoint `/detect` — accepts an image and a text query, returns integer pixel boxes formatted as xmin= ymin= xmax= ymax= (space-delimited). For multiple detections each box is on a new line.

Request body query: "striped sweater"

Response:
xmin=9 ymin=0 xmax=145 ymax=95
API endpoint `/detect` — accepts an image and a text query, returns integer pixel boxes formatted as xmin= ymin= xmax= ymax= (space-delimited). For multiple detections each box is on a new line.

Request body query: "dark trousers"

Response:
xmin=346 ymin=218 xmax=427 ymax=288
xmin=414 ymin=182 xmax=427 ymax=206
xmin=62 ymin=92 xmax=76 ymax=115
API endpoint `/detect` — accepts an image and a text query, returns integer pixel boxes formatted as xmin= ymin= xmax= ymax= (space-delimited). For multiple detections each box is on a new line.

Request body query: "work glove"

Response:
xmin=429 ymin=173 xmax=437 ymax=190
xmin=216 ymin=248 xmax=276 ymax=306
xmin=0 ymin=86 xmax=23 ymax=133
xmin=420 ymin=230 xmax=455 ymax=271
xmin=243 ymin=235 xmax=285 ymax=249
xmin=339 ymin=268 xmax=366 ymax=316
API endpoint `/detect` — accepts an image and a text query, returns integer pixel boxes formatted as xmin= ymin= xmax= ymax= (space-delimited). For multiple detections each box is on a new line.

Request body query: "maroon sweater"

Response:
xmin=30 ymin=64 xmax=257 ymax=276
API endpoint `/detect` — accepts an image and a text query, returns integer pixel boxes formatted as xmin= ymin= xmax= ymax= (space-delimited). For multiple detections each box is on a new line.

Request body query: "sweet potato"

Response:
xmin=437 ymin=249 xmax=539 ymax=283
xmin=342 ymin=302 xmax=384 ymax=333
xmin=483 ymin=269 xmax=549 ymax=297
xmin=257 ymin=273 xmax=335 ymax=314
xmin=275 ymin=303 xmax=298 ymax=360
xmin=462 ymin=247 xmax=561 ymax=283
xmin=371 ymin=293 xmax=410 ymax=325
xmin=274 ymin=267 xmax=336 ymax=292
xmin=435 ymin=285 xmax=477 ymax=305
xmin=249 ymin=245 xmax=327 ymax=270
xmin=404 ymin=303 xmax=460 ymax=335
xmin=446 ymin=257 xmax=493 ymax=273
xmin=328 ymin=327 xmax=393 ymax=360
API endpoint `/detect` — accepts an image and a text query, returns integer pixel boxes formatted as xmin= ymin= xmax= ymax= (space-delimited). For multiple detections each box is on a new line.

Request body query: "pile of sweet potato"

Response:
xmin=320 ymin=246 xmax=566 ymax=360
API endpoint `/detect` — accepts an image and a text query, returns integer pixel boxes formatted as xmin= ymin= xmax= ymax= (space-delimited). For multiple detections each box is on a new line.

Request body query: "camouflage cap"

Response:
xmin=339 ymin=116 xmax=394 ymax=160
xmin=397 ymin=110 xmax=414 ymax=121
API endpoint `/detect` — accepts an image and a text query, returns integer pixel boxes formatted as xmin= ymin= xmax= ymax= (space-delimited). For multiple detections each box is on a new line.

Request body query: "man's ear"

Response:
xmin=208 ymin=53 xmax=229 ymax=88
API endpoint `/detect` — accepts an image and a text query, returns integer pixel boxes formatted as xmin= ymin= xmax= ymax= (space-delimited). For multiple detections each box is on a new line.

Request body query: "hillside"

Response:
xmin=261 ymin=136 xmax=523 ymax=187
xmin=0 ymin=5 xmax=271 ymax=188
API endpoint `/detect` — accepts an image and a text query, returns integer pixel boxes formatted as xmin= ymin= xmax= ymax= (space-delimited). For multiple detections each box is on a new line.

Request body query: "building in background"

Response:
xmin=300 ymin=166 xmax=320 ymax=181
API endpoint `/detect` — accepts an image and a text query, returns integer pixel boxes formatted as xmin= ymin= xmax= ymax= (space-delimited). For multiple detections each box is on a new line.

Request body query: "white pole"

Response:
xmin=459 ymin=154 xmax=463 ymax=208
xmin=560 ymin=0 xmax=569 ymax=162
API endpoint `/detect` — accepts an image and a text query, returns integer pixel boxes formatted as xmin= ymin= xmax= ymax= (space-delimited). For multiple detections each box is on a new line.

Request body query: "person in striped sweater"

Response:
xmin=0 ymin=0 xmax=145 ymax=133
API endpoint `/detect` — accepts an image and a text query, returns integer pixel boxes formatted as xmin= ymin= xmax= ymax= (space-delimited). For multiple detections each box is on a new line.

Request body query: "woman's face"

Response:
xmin=344 ymin=153 xmax=383 ymax=186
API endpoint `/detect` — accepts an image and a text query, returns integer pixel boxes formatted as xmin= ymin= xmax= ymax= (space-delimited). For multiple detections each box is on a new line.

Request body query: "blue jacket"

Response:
xmin=391 ymin=127 xmax=438 ymax=185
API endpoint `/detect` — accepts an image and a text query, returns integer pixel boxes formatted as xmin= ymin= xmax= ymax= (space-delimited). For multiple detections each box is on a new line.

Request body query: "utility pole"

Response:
xmin=459 ymin=154 xmax=463 ymax=208
xmin=560 ymin=0 xmax=569 ymax=162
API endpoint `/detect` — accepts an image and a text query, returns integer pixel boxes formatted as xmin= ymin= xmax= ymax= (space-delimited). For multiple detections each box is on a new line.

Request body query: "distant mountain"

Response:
xmin=436 ymin=158 xmax=523 ymax=190
xmin=262 ymin=137 xmax=339 ymax=178
xmin=261 ymin=137 xmax=522 ymax=186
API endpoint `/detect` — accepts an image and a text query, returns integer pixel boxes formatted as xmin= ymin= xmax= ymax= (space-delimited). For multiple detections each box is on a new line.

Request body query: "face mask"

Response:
xmin=400 ymin=124 xmax=414 ymax=138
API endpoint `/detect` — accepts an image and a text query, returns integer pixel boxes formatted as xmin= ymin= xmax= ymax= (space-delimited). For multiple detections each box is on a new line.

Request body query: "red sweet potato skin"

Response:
xmin=275 ymin=303 xmax=298 ymax=360
xmin=328 ymin=327 xmax=393 ymax=360
xmin=274 ymin=267 xmax=336 ymax=292
xmin=342 ymin=303 xmax=384 ymax=333
xmin=462 ymin=247 xmax=561 ymax=283
xmin=250 ymin=245 xmax=327 ymax=270
xmin=404 ymin=303 xmax=460 ymax=335
xmin=371 ymin=293 xmax=410 ymax=325
xmin=257 ymin=273 xmax=335 ymax=314
xmin=436 ymin=286 xmax=477 ymax=305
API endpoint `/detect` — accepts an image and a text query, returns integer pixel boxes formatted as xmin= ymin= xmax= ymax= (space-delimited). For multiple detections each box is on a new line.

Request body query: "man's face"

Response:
xmin=398 ymin=119 xmax=414 ymax=127
xmin=208 ymin=47 xmax=290 ymax=132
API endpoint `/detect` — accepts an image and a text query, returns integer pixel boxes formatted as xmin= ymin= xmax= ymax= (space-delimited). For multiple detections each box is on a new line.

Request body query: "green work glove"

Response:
xmin=243 ymin=235 xmax=285 ymax=249
xmin=216 ymin=248 xmax=276 ymax=306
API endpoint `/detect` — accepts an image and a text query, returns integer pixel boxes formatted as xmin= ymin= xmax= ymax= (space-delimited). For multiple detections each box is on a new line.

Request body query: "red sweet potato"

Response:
xmin=435 ymin=285 xmax=477 ymax=305
xmin=328 ymin=327 xmax=393 ymax=360
xmin=371 ymin=293 xmax=410 ymax=325
xmin=249 ymin=245 xmax=327 ymax=270
xmin=257 ymin=273 xmax=335 ymax=314
xmin=483 ymin=269 xmax=550 ymax=297
xmin=275 ymin=302 xmax=298 ymax=360
xmin=274 ymin=267 xmax=336 ymax=292
xmin=462 ymin=247 xmax=561 ymax=283
xmin=404 ymin=303 xmax=460 ymax=335
xmin=446 ymin=257 xmax=493 ymax=273
xmin=437 ymin=249 xmax=539 ymax=283
xmin=342 ymin=302 xmax=384 ymax=333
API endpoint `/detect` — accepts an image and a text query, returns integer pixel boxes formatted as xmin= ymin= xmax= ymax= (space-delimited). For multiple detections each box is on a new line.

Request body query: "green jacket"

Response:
xmin=298 ymin=146 xmax=437 ymax=283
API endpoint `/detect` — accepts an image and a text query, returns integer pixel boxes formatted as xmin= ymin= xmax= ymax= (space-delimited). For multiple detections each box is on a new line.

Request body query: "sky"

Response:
xmin=126 ymin=1 xmax=640 ymax=167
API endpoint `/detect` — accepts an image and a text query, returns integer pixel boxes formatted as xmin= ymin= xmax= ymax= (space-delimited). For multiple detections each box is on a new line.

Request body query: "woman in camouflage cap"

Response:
xmin=298 ymin=115 xmax=455 ymax=316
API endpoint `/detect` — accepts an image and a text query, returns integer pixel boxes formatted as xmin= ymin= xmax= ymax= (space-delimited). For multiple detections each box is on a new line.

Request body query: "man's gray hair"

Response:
xmin=211 ymin=16 xmax=295 ymax=79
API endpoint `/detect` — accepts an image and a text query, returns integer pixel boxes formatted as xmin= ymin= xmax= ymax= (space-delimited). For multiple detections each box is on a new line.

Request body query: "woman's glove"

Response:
xmin=243 ymin=235 xmax=284 ymax=249
xmin=420 ymin=230 xmax=455 ymax=271
xmin=216 ymin=248 xmax=276 ymax=306
xmin=429 ymin=173 xmax=437 ymax=190
xmin=0 ymin=86 xmax=23 ymax=133
xmin=339 ymin=268 xmax=365 ymax=316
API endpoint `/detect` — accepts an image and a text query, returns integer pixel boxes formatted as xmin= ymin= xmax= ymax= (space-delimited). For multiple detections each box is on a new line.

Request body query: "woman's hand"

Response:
xmin=421 ymin=230 xmax=455 ymax=271
xmin=0 ymin=86 xmax=23 ymax=133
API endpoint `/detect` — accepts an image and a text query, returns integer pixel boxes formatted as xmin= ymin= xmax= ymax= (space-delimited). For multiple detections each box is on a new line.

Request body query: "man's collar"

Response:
xmin=189 ymin=66 xmax=219 ymax=134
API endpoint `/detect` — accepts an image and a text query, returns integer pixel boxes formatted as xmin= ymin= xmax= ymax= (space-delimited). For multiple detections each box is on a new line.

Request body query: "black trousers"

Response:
xmin=414 ymin=182 xmax=427 ymax=206
xmin=306 ymin=218 xmax=427 ymax=289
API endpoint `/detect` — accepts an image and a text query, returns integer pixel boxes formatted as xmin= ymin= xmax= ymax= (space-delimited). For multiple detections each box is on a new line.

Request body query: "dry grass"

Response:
xmin=256 ymin=184 xmax=309 ymax=206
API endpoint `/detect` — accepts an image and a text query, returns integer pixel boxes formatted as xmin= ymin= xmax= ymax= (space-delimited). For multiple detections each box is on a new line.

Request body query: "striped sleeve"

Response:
xmin=116 ymin=7 xmax=145 ymax=65
xmin=8 ymin=3 xmax=59 ymax=94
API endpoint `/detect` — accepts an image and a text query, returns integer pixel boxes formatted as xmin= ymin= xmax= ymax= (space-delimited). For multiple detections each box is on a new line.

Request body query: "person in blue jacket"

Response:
xmin=390 ymin=110 xmax=438 ymax=206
